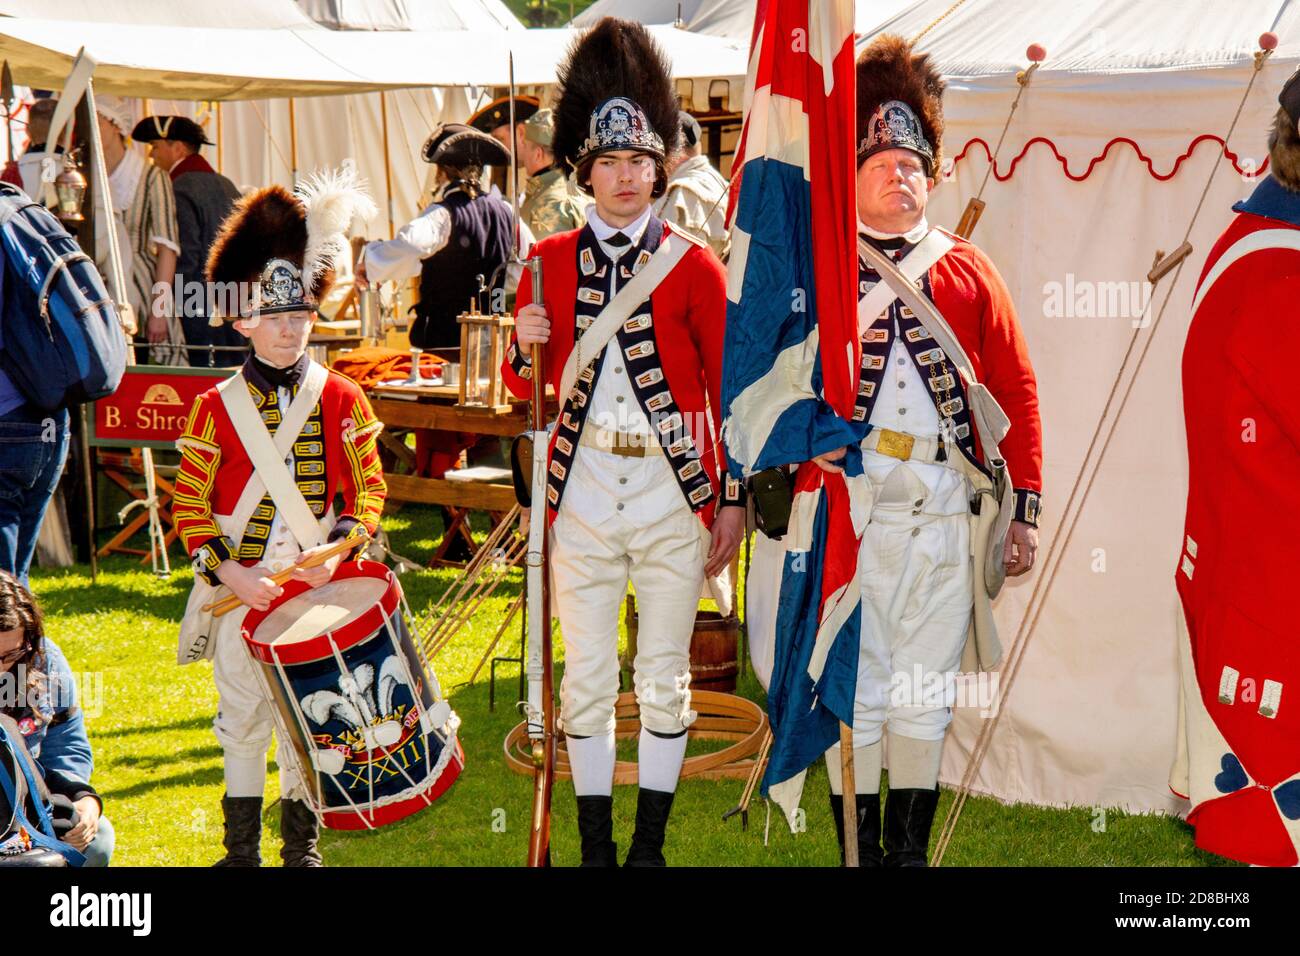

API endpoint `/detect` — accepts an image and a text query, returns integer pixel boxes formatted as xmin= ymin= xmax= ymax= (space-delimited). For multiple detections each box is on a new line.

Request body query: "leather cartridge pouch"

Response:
xmin=751 ymin=466 xmax=793 ymax=539
xmin=510 ymin=432 xmax=534 ymax=508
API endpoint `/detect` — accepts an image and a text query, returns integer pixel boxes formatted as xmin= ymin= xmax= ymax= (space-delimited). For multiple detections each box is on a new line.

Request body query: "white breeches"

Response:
xmin=850 ymin=463 xmax=973 ymax=747
xmin=210 ymin=540 xmax=307 ymax=801
xmin=549 ymin=501 xmax=705 ymax=738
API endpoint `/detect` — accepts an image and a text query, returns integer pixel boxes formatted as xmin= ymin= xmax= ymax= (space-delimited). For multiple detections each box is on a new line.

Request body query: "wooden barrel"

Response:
xmin=623 ymin=595 xmax=740 ymax=693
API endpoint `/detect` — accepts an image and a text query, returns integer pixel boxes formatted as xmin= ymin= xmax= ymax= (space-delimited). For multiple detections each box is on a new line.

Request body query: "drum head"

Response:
xmin=252 ymin=576 xmax=390 ymax=648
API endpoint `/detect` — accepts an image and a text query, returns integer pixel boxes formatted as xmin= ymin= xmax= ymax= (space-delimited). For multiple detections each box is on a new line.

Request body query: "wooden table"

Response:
xmin=369 ymin=383 xmax=556 ymax=561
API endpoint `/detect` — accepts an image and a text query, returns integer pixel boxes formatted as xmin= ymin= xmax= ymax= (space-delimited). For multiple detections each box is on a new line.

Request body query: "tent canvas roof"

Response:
xmin=869 ymin=0 xmax=1300 ymax=75
xmin=0 ymin=4 xmax=747 ymax=99
xmin=295 ymin=0 xmax=524 ymax=32
xmin=574 ymin=0 xmax=921 ymax=37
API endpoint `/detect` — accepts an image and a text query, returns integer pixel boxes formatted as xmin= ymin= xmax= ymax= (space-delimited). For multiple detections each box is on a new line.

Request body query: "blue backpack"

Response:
xmin=0 ymin=715 xmax=84 ymax=867
xmin=0 ymin=182 xmax=125 ymax=411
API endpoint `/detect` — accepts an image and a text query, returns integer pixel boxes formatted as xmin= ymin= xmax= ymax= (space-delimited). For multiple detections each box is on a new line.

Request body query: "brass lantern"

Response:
xmin=53 ymin=147 xmax=89 ymax=223
xmin=456 ymin=290 xmax=514 ymax=411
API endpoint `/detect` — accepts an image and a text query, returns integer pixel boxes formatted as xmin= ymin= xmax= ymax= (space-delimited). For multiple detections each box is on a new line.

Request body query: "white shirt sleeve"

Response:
xmin=361 ymin=203 xmax=452 ymax=284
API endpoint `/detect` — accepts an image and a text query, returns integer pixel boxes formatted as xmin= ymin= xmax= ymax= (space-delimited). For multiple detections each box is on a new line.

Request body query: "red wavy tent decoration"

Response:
xmin=952 ymin=134 xmax=1271 ymax=182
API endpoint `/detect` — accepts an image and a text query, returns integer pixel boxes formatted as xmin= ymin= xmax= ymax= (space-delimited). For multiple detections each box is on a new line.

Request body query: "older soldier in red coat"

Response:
xmin=1171 ymin=69 xmax=1300 ymax=867
xmin=501 ymin=19 xmax=745 ymax=867
xmin=808 ymin=36 xmax=1043 ymax=867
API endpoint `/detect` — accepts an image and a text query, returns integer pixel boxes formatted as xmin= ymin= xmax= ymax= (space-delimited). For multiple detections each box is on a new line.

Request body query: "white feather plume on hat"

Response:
xmin=295 ymin=160 xmax=378 ymax=288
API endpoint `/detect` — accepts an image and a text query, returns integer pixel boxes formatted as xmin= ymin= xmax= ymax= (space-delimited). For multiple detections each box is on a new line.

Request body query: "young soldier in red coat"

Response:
xmin=1171 ymin=69 xmax=1300 ymax=867
xmin=808 ymin=36 xmax=1043 ymax=866
xmin=500 ymin=18 xmax=745 ymax=866
xmin=172 ymin=169 xmax=385 ymax=866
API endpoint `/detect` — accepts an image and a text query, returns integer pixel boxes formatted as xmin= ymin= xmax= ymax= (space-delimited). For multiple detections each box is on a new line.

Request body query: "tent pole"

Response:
xmin=380 ymin=90 xmax=394 ymax=239
xmin=288 ymin=97 xmax=298 ymax=186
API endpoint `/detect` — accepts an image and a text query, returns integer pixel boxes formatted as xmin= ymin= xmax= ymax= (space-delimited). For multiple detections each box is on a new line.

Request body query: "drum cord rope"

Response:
xmin=932 ymin=42 xmax=1276 ymax=867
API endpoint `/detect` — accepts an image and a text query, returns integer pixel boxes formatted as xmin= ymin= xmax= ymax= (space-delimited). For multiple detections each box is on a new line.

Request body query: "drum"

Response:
xmin=241 ymin=560 xmax=463 ymax=830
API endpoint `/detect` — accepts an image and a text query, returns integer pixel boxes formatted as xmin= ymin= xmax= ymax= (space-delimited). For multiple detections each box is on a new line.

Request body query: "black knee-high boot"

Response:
xmin=623 ymin=788 xmax=675 ymax=867
xmin=829 ymin=792 xmax=883 ymax=866
xmin=212 ymin=795 xmax=262 ymax=867
xmin=883 ymin=786 xmax=940 ymax=867
xmin=576 ymin=795 xmax=618 ymax=867
xmin=279 ymin=799 xmax=323 ymax=867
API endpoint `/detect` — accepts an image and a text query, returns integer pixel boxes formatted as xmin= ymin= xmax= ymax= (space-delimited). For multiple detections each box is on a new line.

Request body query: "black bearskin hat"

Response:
xmin=206 ymin=166 xmax=375 ymax=321
xmin=856 ymin=34 xmax=946 ymax=176
xmin=552 ymin=17 xmax=681 ymax=198
xmin=1271 ymin=68 xmax=1300 ymax=193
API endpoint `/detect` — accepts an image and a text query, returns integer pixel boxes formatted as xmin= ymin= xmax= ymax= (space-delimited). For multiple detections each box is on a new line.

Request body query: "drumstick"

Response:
xmin=203 ymin=533 xmax=369 ymax=617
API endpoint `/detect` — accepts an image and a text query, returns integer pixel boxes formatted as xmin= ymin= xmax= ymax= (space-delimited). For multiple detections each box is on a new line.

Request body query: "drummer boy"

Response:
xmin=172 ymin=177 xmax=386 ymax=867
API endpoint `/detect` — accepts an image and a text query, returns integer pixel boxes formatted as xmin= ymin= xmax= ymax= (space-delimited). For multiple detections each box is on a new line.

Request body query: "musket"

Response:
xmin=503 ymin=50 xmax=555 ymax=868
xmin=523 ymin=256 xmax=554 ymax=868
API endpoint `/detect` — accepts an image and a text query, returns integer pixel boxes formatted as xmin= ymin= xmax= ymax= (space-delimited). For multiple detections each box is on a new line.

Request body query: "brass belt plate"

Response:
xmin=875 ymin=428 xmax=915 ymax=461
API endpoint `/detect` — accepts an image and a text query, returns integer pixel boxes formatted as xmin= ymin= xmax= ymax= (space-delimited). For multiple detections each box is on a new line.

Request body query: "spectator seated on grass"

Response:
xmin=0 ymin=569 xmax=113 ymax=865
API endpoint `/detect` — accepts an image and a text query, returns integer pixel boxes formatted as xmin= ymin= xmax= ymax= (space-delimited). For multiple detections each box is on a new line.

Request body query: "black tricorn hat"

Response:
xmin=467 ymin=94 xmax=540 ymax=135
xmin=421 ymin=123 xmax=511 ymax=167
xmin=130 ymin=115 xmax=213 ymax=147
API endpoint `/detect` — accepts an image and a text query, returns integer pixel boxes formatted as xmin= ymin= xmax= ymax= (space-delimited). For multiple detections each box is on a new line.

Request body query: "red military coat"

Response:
xmin=501 ymin=218 xmax=742 ymax=527
xmin=1174 ymin=176 xmax=1300 ymax=866
xmin=854 ymin=230 xmax=1044 ymax=524
xmin=173 ymin=358 xmax=386 ymax=583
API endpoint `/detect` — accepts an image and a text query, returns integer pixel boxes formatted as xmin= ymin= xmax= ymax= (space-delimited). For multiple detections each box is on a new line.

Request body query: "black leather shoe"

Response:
xmin=623 ymin=788 xmax=675 ymax=867
xmin=829 ymin=792 xmax=883 ymax=866
xmin=883 ymin=786 xmax=940 ymax=867
xmin=576 ymin=795 xmax=618 ymax=867
xmin=212 ymin=795 xmax=262 ymax=867
xmin=279 ymin=799 xmax=323 ymax=867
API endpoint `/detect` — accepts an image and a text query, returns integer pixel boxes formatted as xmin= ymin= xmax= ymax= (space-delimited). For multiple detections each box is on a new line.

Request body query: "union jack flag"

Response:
xmin=720 ymin=0 xmax=869 ymax=820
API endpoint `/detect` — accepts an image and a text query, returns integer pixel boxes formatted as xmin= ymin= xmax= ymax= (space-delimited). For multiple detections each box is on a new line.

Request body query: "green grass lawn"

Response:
xmin=28 ymin=504 xmax=1230 ymax=867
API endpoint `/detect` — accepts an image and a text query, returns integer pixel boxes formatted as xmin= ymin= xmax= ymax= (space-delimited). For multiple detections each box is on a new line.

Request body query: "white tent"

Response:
xmin=0 ymin=2 xmax=746 ymax=238
xmin=573 ymin=0 xmax=919 ymax=37
xmin=0 ymin=3 xmax=745 ymax=97
xmin=846 ymin=0 xmax=1299 ymax=816
xmin=296 ymin=0 xmax=525 ymax=32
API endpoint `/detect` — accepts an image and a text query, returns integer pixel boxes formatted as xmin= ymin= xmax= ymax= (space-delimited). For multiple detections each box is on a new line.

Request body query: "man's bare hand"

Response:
xmin=705 ymin=505 xmax=746 ymax=578
xmin=812 ymin=446 xmax=848 ymax=475
xmin=1003 ymin=520 xmax=1038 ymax=577
xmin=291 ymin=543 xmax=344 ymax=588
xmin=146 ymin=314 xmax=169 ymax=344
xmin=516 ymin=303 xmax=550 ymax=347
xmin=215 ymin=560 xmax=283 ymax=612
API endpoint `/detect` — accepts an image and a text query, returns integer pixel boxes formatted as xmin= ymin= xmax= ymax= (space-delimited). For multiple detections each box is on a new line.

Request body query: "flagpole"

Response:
xmin=839 ymin=722 xmax=858 ymax=866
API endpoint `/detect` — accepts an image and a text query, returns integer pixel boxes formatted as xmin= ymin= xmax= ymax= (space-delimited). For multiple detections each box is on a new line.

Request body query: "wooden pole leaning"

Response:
xmin=840 ymin=721 xmax=858 ymax=866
